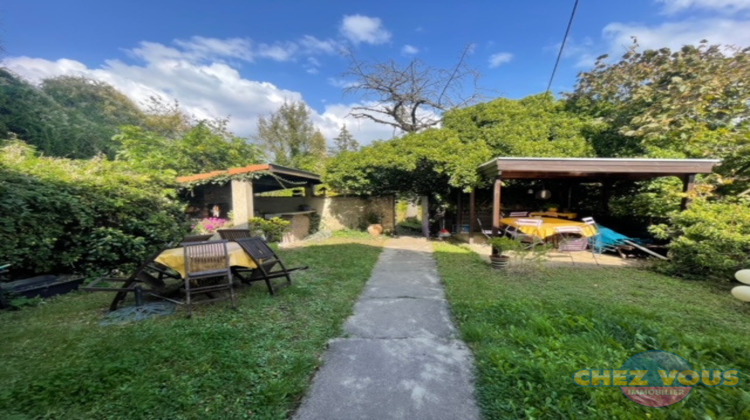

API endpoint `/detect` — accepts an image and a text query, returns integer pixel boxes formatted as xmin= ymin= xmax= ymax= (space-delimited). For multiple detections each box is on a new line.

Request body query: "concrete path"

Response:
xmin=294 ymin=237 xmax=480 ymax=420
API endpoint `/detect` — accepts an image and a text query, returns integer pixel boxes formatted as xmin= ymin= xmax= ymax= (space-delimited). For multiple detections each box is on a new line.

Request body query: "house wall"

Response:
xmin=254 ymin=196 xmax=395 ymax=232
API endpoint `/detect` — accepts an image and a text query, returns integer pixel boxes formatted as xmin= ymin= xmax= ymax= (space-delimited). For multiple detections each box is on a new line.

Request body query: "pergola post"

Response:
xmin=230 ymin=179 xmax=254 ymax=228
xmin=681 ymin=174 xmax=696 ymax=210
xmin=469 ymin=189 xmax=476 ymax=244
xmin=492 ymin=176 xmax=502 ymax=236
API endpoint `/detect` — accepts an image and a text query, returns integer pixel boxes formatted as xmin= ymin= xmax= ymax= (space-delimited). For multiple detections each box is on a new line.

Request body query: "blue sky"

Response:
xmin=2 ymin=0 xmax=750 ymax=144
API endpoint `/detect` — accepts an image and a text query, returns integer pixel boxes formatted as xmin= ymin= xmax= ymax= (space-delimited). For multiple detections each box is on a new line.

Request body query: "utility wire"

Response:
xmin=546 ymin=0 xmax=580 ymax=94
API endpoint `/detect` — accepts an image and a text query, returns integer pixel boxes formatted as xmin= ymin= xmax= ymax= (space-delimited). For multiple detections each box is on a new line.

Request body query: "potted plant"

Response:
xmin=544 ymin=202 xmax=560 ymax=213
xmin=487 ymin=237 xmax=519 ymax=269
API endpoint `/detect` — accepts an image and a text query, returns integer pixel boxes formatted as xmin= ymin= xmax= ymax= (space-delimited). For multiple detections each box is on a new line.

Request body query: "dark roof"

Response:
xmin=479 ymin=157 xmax=720 ymax=181
xmin=177 ymin=163 xmax=322 ymax=193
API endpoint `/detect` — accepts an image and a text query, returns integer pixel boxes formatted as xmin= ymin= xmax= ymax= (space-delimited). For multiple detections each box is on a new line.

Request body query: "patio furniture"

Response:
xmin=476 ymin=218 xmax=494 ymax=239
xmin=165 ymin=240 xmax=237 ymax=317
xmin=509 ymin=211 xmax=529 ymax=217
xmin=529 ymin=211 xmax=578 ymax=219
xmin=553 ymin=226 xmax=599 ymax=266
xmin=83 ymin=247 xmax=180 ymax=311
xmin=506 ymin=218 xmax=545 ymax=249
xmin=501 ymin=216 xmax=597 ymax=240
xmin=154 ymin=241 xmax=257 ymax=279
xmin=234 ymin=237 xmax=309 ymax=295
xmin=217 ymin=229 xmax=254 ymax=241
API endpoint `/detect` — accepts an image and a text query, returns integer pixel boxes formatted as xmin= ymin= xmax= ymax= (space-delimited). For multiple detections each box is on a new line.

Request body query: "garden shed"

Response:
xmin=178 ymin=164 xmax=396 ymax=238
xmin=463 ymin=157 xmax=720 ymax=242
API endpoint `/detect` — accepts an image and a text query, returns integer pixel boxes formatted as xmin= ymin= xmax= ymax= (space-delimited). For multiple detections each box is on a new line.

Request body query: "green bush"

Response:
xmin=247 ymin=217 xmax=290 ymax=242
xmin=650 ymin=197 xmax=750 ymax=280
xmin=0 ymin=140 xmax=186 ymax=276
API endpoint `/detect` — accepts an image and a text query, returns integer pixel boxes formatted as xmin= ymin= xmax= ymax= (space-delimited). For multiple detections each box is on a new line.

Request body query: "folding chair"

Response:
xmin=83 ymin=247 xmax=180 ymax=311
xmin=217 ymin=229 xmax=254 ymax=241
xmin=477 ymin=218 xmax=494 ymax=240
xmin=509 ymin=211 xmax=529 ymax=217
xmin=554 ymin=226 xmax=599 ymax=266
xmin=507 ymin=218 xmax=545 ymax=249
xmin=170 ymin=240 xmax=236 ymax=317
xmin=234 ymin=237 xmax=309 ymax=295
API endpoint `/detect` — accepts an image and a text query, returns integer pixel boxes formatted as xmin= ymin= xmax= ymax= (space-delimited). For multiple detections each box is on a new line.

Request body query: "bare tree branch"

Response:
xmin=342 ymin=49 xmax=481 ymax=133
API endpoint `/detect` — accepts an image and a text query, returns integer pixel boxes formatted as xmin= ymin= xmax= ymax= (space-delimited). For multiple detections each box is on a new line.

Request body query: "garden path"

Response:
xmin=293 ymin=236 xmax=479 ymax=420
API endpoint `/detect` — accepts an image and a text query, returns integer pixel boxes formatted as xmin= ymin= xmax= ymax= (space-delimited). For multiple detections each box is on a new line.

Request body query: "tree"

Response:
xmin=443 ymin=93 xmax=598 ymax=158
xmin=343 ymin=46 xmax=480 ymax=133
xmin=331 ymin=124 xmax=359 ymax=154
xmin=566 ymin=40 xmax=750 ymax=162
xmin=41 ymin=76 xmax=146 ymax=157
xmin=114 ymin=122 xmax=264 ymax=175
xmin=256 ymin=101 xmax=326 ymax=170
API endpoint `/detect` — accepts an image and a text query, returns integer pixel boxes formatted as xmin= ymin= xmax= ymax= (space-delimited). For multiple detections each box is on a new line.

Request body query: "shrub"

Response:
xmin=191 ymin=217 xmax=230 ymax=234
xmin=247 ymin=217 xmax=290 ymax=242
xmin=0 ymin=140 xmax=186 ymax=276
xmin=650 ymin=196 xmax=750 ymax=281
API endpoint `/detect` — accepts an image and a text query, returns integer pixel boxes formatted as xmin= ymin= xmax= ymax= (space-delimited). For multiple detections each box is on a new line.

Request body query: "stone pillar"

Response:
xmin=492 ymin=177 xmax=502 ymax=236
xmin=231 ymin=179 xmax=254 ymax=228
xmin=421 ymin=195 xmax=429 ymax=238
xmin=469 ymin=189 xmax=476 ymax=244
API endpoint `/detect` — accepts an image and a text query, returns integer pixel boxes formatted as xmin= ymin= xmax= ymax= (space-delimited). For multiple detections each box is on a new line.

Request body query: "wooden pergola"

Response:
xmin=465 ymin=157 xmax=720 ymax=242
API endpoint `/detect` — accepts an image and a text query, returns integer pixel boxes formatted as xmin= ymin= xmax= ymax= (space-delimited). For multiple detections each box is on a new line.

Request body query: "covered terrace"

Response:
xmin=464 ymin=157 xmax=720 ymax=243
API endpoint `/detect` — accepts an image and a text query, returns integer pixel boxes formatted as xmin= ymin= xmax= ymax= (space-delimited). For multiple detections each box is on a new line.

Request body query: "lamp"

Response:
xmin=536 ymin=189 xmax=551 ymax=200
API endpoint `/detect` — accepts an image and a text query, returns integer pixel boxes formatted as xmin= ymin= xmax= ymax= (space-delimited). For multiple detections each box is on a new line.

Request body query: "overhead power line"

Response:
xmin=546 ymin=0 xmax=580 ymax=94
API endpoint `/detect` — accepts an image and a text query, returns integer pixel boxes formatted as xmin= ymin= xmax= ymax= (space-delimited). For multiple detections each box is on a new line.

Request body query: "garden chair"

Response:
xmin=509 ymin=211 xmax=529 ymax=217
xmin=83 ymin=247 xmax=180 ymax=311
xmin=505 ymin=218 xmax=544 ymax=249
xmin=554 ymin=226 xmax=599 ymax=266
xmin=217 ymin=229 xmax=254 ymax=241
xmin=234 ymin=237 xmax=308 ymax=295
xmin=476 ymin=218 xmax=494 ymax=239
xmin=173 ymin=240 xmax=236 ymax=317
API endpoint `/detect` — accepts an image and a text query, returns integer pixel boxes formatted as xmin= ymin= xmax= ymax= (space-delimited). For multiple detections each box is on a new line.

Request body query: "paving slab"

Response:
xmin=293 ymin=237 xmax=479 ymax=420
xmin=344 ymin=298 xmax=455 ymax=339
xmin=294 ymin=337 xmax=479 ymax=420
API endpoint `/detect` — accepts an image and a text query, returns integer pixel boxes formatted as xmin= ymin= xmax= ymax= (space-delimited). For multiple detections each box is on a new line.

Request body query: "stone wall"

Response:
xmin=254 ymin=196 xmax=395 ymax=232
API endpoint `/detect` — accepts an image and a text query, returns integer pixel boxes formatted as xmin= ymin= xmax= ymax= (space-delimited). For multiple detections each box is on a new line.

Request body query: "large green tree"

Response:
xmin=256 ymin=101 xmax=326 ymax=170
xmin=331 ymin=124 xmax=359 ymax=154
xmin=114 ymin=121 xmax=264 ymax=175
xmin=566 ymin=41 xmax=750 ymax=163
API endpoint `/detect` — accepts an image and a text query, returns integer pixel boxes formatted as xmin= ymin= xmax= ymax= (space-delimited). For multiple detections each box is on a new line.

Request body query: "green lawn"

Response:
xmin=0 ymin=236 xmax=384 ymax=420
xmin=433 ymin=242 xmax=750 ymax=420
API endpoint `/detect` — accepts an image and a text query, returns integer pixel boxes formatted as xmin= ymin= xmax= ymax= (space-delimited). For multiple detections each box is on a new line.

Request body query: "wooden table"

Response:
xmin=528 ymin=211 xmax=578 ymax=220
xmin=500 ymin=217 xmax=596 ymax=239
xmin=154 ymin=242 xmax=257 ymax=278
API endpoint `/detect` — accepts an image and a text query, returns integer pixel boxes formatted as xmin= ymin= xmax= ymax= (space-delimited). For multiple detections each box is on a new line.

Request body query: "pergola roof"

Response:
xmin=177 ymin=163 xmax=322 ymax=193
xmin=479 ymin=157 xmax=720 ymax=181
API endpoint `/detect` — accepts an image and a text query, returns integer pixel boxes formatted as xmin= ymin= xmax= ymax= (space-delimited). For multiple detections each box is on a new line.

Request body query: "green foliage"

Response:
xmin=444 ymin=93 xmax=598 ymax=158
xmin=487 ymin=236 xmax=521 ymax=255
xmin=434 ymin=242 xmax=750 ymax=419
xmin=331 ymin=124 xmax=360 ymax=154
xmin=115 ymin=122 xmax=264 ymax=176
xmin=567 ymin=40 xmax=750 ymax=164
xmin=650 ymin=196 xmax=750 ymax=280
xmin=256 ymin=101 xmax=327 ymax=171
xmin=0 ymin=140 xmax=186 ymax=275
xmin=0 ymin=238 xmax=384 ymax=419
xmin=326 ymin=128 xmax=493 ymax=195
xmin=247 ymin=217 xmax=291 ymax=242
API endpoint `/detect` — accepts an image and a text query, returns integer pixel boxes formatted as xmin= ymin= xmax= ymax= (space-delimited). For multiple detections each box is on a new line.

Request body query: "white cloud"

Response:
xmin=401 ymin=44 xmax=419 ymax=55
xmin=339 ymin=15 xmax=391 ymax=45
xmin=256 ymin=41 xmax=298 ymax=61
xmin=488 ymin=52 xmax=513 ymax=68
xmin=602 ymin=18 xmax=750 ymax=55
xmin=656 ymin=0 xmax=750 ymax=14
xmin=1 ymin=38 xmax=394 ymax=146
xmin=327 ymin=77 xmax=358 ymax=89
xmin=172 ymin=36 xmax=254 ymax=62
xmin=299 ymin=35 xmax=342 ymax=55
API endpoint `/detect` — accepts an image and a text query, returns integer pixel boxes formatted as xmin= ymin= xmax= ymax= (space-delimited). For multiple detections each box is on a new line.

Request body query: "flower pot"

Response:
xmin=490 ymin=254 xmax=510 ymax=269
xmin=367 ymin=224 xmax=383 ymax=236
